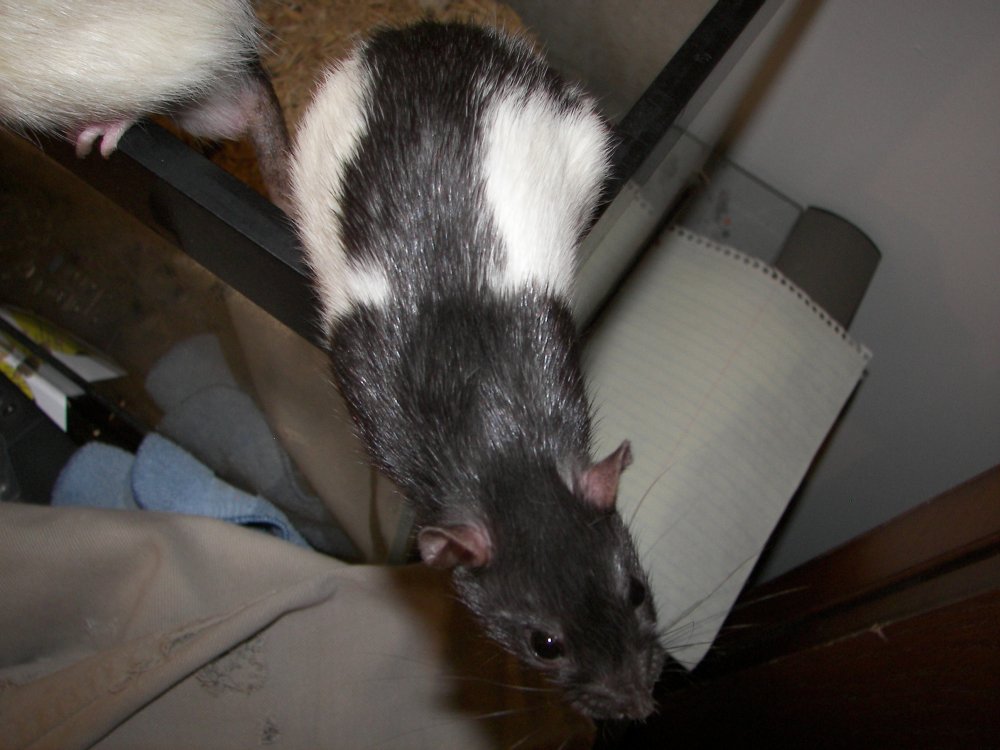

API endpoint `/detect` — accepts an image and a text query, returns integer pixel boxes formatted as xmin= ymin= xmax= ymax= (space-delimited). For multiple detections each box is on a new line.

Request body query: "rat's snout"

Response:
xmin=572 ymin=666 xmax=659 ymax=721
xmin=611 ymin=686 xmax=658 ymax=721
xmin=575 ymin=683 xmax=657 ymax=721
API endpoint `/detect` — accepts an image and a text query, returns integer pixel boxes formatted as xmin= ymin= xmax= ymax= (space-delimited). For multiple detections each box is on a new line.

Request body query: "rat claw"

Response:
xmin=73 ymin=119 xmax=135 ymax=158
xmin=74 ymin=125 xmax=102 ymax=157
xmin=98 ymin=120 xmax=132 ymax=158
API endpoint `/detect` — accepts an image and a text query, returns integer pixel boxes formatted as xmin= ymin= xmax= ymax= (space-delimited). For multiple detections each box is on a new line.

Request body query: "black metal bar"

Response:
xmin=609 ymin=0 xmax=767 ymax=190
xmin=31 ymin=124 xmax=323 ymax=348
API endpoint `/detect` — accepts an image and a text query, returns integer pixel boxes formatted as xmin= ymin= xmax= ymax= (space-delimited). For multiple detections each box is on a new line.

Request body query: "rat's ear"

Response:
xmin=417 ymin=523 xmax=493 ymax=569
xmin=576 ymin=440 xmax=633 ymax=511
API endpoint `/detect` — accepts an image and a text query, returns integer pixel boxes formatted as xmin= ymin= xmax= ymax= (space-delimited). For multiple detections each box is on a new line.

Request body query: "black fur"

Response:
xmin=329 ymin=23 xmax=598 ymax=518
xmin=330 ymin=289 xmax=591 ymax=509
xmin=318 ymin=23 xmax=664 ymax=720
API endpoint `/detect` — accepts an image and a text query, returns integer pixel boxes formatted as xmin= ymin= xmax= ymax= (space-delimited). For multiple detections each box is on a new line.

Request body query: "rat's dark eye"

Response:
xmin=529 ymin=630 xmax=565 ymax=660
xmin=628 ymin=577 xmax=647 ymax=608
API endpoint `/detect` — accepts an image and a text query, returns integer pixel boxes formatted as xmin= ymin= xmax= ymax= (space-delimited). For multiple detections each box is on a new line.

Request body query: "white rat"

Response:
xmin=291 ymin=22 xmax=665 ymax=720
xmin=0 ymin=0 xmax=289 ymax=202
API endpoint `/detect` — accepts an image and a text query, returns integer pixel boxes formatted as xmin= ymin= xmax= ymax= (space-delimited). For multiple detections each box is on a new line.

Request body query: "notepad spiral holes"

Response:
xmin=670 ymin=226 xmax=871 ymax=362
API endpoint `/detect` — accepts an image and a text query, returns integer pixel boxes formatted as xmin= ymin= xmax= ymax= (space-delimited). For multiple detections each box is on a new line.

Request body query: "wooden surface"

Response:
xmin=647 ymin=587 xmax=1000 ymax=748
xmin=610 ymin=464 xmax=1000 ymax=748
xmin=711 ymin=463 xmax=1000 ymax=664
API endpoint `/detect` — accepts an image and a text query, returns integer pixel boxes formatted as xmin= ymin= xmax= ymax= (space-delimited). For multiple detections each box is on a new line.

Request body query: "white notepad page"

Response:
xmin=583 ymin=226 xmax=871 ymax=668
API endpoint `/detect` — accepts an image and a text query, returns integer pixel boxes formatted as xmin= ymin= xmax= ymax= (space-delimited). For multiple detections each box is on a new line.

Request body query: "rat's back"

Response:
xmin=291 ymin=22 xmax=610 ymax=331
xmin=291 ymin=22 xmax=613 ymax=504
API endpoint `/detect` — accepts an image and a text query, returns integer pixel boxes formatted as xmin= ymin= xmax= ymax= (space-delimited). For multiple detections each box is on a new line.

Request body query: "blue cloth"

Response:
xmin=143 ymin=334 xmax=358 ymax=559
xmin=52 ymin=433 xmax=310 ymax=548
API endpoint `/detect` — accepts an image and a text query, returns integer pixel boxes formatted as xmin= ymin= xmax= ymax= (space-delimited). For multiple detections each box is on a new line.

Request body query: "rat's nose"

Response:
xmin=575 ymin=676 xmax=658 ymax=720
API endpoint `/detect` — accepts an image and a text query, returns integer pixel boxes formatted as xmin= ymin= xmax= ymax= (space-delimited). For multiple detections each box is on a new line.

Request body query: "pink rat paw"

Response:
xmin=73 ymin=119 xmax=135 ymax=158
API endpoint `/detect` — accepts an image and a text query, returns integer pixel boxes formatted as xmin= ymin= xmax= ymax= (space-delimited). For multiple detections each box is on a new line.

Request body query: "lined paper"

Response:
xmin=584 ymin=226 xmax=870 ymax=668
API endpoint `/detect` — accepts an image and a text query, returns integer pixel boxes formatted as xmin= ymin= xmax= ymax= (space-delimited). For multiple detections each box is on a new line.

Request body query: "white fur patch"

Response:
xmin=482 ymin=87 xmax=610 ymax=299
xmin=0 ymin=0 xmax=259 ymax=130
xmin=347 ymin=261 xmax=393 ymax=310
xmin=290 ymin=51 xmax=391 ymax=331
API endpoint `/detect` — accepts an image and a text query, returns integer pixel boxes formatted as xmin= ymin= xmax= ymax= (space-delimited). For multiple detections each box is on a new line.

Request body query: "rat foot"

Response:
xmin=73 ymin=119 xmax=135 ymax=158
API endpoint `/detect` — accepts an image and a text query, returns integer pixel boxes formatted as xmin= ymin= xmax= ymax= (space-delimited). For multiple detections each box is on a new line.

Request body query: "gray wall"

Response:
xmin=687 ymin=0 xmax=1000 ymax=578
xmin=505 ymin=0 xmax=713 ymax=119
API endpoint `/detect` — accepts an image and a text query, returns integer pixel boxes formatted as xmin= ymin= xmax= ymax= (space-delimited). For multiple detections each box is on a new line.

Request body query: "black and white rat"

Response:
xmin=0 ymin=0 xmax=290 ymax=204
xmin=290 ymin=22 xmax=665 ymax=721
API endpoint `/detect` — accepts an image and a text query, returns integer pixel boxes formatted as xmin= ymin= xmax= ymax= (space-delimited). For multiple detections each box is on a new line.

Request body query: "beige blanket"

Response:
xmin=0 ymin=503 xmax=590 ymax=749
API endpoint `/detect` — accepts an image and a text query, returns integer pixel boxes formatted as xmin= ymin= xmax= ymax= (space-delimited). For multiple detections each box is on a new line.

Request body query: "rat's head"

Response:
xmin=417 ymin=441 xmax=665 ymax=720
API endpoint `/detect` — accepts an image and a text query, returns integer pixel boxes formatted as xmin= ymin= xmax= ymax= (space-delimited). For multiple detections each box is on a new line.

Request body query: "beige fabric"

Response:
xmin=225 ymin=290 xmax=412 ymax=563
xmin=0 ymin=503 xmax=591 ymax=749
